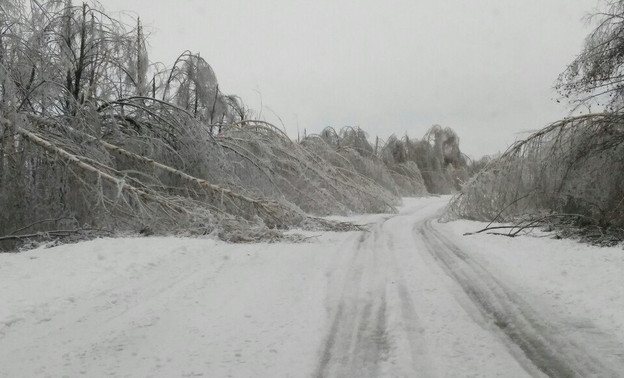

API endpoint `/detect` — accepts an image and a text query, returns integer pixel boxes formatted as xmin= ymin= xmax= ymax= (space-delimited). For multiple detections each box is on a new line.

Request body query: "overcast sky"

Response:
xmin=98 ymin=0 xmax=598 ymax=158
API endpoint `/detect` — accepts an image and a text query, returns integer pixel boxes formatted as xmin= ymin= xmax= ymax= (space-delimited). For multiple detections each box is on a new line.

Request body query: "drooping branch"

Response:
xmin=14 ymin=121 xmax=188 ymax=215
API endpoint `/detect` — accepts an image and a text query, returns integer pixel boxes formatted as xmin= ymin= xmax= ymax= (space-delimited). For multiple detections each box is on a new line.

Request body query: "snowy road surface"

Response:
xmin=2 ymin=197 xmax=624 ymax=377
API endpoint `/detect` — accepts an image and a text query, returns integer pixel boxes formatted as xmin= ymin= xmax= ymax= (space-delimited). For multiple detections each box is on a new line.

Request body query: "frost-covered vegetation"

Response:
xmin=0 ymin=0 xmax=469 ymax=250
xmin=446 ymin=0 xmax=624 ymax=244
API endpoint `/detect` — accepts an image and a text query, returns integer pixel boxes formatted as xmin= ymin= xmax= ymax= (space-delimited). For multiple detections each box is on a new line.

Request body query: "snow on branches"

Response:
xmin=0 ymin=1 xmax=470 ymax=250
xmin=445 ymin=114 xmax=624 ymax=244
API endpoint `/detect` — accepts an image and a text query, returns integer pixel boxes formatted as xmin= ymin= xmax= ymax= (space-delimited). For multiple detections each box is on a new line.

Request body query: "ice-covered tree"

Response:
xmin=557 ymin=0 xmax=624 ymax=110
xmin=447 ymin=0 xmax=624 ymax=243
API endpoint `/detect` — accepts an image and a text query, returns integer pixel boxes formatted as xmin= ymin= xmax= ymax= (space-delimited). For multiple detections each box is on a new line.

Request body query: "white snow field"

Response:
xmin=1 ymin=197 xmax=624 ymax=377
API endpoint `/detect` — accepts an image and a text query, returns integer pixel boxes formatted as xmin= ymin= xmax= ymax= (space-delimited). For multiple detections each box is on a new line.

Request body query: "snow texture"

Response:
xmin=1 ymin=197 xmax=623 ymax=377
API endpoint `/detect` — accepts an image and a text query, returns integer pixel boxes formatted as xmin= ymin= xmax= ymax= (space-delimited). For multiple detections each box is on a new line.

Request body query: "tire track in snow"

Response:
xmin=315 ymin=224 xmax=388 ymax=378
xmin=417 ymin=218 xmax=624 ymax=378
xmin=386 ymin=236 xmax=432 ymax=377
xmin=315 ymin=212 xmax=431 ymax=378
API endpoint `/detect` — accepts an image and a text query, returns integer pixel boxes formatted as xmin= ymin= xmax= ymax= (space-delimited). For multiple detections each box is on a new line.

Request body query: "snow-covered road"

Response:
xmin=1 ymin=197 xmax=624 ymax=377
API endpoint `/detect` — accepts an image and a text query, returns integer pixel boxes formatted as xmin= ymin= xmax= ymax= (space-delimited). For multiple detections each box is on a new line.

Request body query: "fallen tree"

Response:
xmin=444 ymin=114 xmax=624 ymax=245
xmin=0 ymin=0 xmax=470 ymax=250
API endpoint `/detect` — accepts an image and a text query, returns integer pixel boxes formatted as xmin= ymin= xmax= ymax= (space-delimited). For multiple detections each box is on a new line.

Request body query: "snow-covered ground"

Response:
xmin=442 ymin=219 xmax=624 ymax=347
xmin=1 ymin=197 xmax=623 ymax=377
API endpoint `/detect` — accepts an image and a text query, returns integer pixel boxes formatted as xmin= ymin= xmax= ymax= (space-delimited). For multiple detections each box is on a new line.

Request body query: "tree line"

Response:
xmin=0 ymin=0 xmax=470 ymax=250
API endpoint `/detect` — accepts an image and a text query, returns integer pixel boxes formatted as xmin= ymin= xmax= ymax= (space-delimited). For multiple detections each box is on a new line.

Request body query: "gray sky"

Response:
xmin=98 ymin=0 xmax=598 ymax=158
